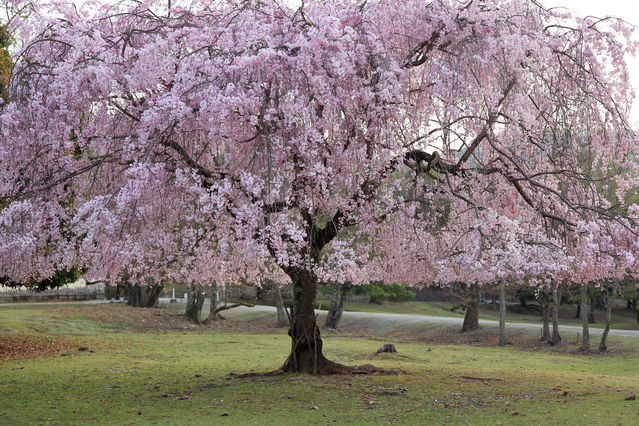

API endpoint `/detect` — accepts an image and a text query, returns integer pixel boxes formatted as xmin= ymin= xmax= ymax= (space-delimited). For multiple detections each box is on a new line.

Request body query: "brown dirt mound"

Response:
xmin=0 ymin=334 xmax=75 ymax=361
xmin=40 ymin=303 xmax=284 ymax=334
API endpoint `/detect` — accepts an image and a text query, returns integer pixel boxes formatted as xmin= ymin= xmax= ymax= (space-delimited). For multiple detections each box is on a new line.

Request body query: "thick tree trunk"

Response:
xmin=461 ymin=284 xmax=481 ymax=333
xmin=273 ymin=282 xmax=288 ymax=328
xmin=539 ymin=289 xmax=551 ymax=342
xmin=121 ymin=281 xmax=163 ymax=308
xmin=280 ymin=269 xmax=348 ymax=374
xmin=185 ymin=284 xmax=205 ymax=324
xmin=324 ymin=281 xmax=352 ymax=330
xmin=579 ymin=284 xmax=590 ymax=351
xmin=598 ymin=280 xmax=618 ymax=353
xmin=550 ymin=282 xmax=562 ymax=346
xmin=498 ymin=279 xmax=506 ymax=346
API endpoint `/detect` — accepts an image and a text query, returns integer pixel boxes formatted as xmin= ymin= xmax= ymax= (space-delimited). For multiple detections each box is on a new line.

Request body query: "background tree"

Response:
xmin=323 ymin=281 xmax=351 ymax=330
xmin=120 ymin=279 xmax=164 ymax=308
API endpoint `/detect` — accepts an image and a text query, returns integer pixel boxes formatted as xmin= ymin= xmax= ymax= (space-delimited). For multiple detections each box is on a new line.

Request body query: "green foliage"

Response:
xmin=0 ymin=23 xmax=11 ymax=100
xmin=0 ymin=267 xmax=82 ymax=291
xmin=352 ymin=282 xmax=416 ymax=304
xmin=513 ymin=285 xmax=537 ymax=306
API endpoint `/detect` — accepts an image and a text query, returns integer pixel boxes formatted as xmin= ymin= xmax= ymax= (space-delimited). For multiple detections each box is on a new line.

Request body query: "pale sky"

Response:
xmin=542 ymin=0 xmax=639 ymax=127
xmin=67 ymin=0 xmax=639 ymax=126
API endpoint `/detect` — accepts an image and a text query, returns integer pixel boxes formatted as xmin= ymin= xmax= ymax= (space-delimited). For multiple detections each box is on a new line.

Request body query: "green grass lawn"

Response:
xmin=1 ymin=303 xmax=638 ymax=425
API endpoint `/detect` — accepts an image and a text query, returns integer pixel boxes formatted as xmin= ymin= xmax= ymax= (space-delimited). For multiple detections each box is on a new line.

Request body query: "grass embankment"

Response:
xmin=336 ymin=300 xmax=639 ymax=331
xmin=1 ymin=303 xmax=638 ymax=425
xmin=219 ymin=295 xmax=639 ymax=331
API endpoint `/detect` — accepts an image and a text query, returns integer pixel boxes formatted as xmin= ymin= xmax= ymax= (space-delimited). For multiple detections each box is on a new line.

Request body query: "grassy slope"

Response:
xmin=0 ymin=304 xmax=638 ymax=425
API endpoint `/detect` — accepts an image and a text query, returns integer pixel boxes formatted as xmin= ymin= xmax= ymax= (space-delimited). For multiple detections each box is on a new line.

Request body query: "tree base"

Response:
xmin=230 ymin=359 xmax=397 ymax=378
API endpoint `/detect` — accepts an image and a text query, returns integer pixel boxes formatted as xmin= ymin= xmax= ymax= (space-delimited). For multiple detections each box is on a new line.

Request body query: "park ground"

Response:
xmin=1 ymin=301 xmax=638 ymax=425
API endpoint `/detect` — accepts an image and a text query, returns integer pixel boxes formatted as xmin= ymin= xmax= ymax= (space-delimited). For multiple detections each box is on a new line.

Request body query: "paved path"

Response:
xmin=223 ymin=304 xmax=639 ymax=338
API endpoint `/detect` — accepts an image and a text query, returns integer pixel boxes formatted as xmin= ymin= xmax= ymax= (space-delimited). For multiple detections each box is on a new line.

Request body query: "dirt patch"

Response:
xmin=0 ymin=334 xmax=76 ymax=361
xmin=0 ymin=303 xmax=283 ymax=362
xmin=43 ymin=303 xmax=285 ymax=334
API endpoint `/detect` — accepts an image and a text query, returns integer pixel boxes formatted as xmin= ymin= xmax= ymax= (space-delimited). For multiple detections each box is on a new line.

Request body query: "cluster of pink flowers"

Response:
xmin=0 ymin=0 xmax=637 ymax=294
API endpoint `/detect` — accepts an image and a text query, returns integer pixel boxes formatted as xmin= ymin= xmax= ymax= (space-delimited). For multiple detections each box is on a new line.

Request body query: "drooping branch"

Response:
xmin=457 ymin=79 xmax=516 ymax=167
xmin=405 ymin=28 xmax=453 ymax=68
xmin=211 ymin=301 xmax=255 ymax=316
xmin=2 ymin=158 xmax=109 ymax=202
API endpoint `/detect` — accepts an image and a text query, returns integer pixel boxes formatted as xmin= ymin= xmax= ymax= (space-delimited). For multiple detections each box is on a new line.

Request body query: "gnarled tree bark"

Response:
xmin=185 ymin=283 xmax=205 ymax=324
xmin=461 ymin=283 xmax=481 ymax=333
xmin=279 ymin=269 xmax=350 ymax=374
xmin=121 ymin=281 xmax=163 ymax=308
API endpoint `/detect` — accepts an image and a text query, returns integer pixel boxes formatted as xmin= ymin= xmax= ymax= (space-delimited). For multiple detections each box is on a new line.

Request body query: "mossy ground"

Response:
xmin=0 ymin=303 xmax=638 ymax=425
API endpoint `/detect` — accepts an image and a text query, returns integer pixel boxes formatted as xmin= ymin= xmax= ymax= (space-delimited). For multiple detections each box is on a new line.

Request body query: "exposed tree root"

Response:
xmin=229 ymin=360 xmax=399 ymax=378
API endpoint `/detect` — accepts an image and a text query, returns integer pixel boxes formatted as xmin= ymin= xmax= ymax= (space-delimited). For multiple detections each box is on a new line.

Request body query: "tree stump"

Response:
xmin=377 ymin=344 xmax=397 ymax=353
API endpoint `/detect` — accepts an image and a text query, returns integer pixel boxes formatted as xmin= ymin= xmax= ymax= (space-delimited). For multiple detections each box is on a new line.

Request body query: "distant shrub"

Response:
xmin=352 ymin=282 xmax=416 ymax=304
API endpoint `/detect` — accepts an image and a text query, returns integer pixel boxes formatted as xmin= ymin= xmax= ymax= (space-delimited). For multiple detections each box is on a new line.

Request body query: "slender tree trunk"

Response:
xmin=539 ymin=289 xmax=550 ymax=342
xmin=325 ymin=281 xmax=341 ymax=329
xmin=324 ymin=281 xmax=352 ymax=330
xmin=210 ymin=281 xmax=218 ymax=316
xmin=258 ymin=278 xmax=287 ymax=327
xmin=202 ymin=281 xmax=219 ymax=324
xmin=579 ymin=284 xmax=590 ymax=351
xmin=598 ymin=280 xmax=618 ymax=353
xmin=185 ymin=284 xmax=205 ymax=324
xmin=550 ymin=282 xmax=562 ymax=346
xmin=121 ymin=281 xmax=163 ymax=308
xmin=273 ymin=282 xmax=288 ymax=327
xmin=461 ymin=284 xmax=481 ymax=333
xmin=498 ymin=279 xmax=506 ymax=346
xmin=630 ymin=299 xmax=639 ymax=324
xmin=279 ymin=269 xmax=348 ymax=374
xmin=588 ymin=291 xmax=596 ymax=324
